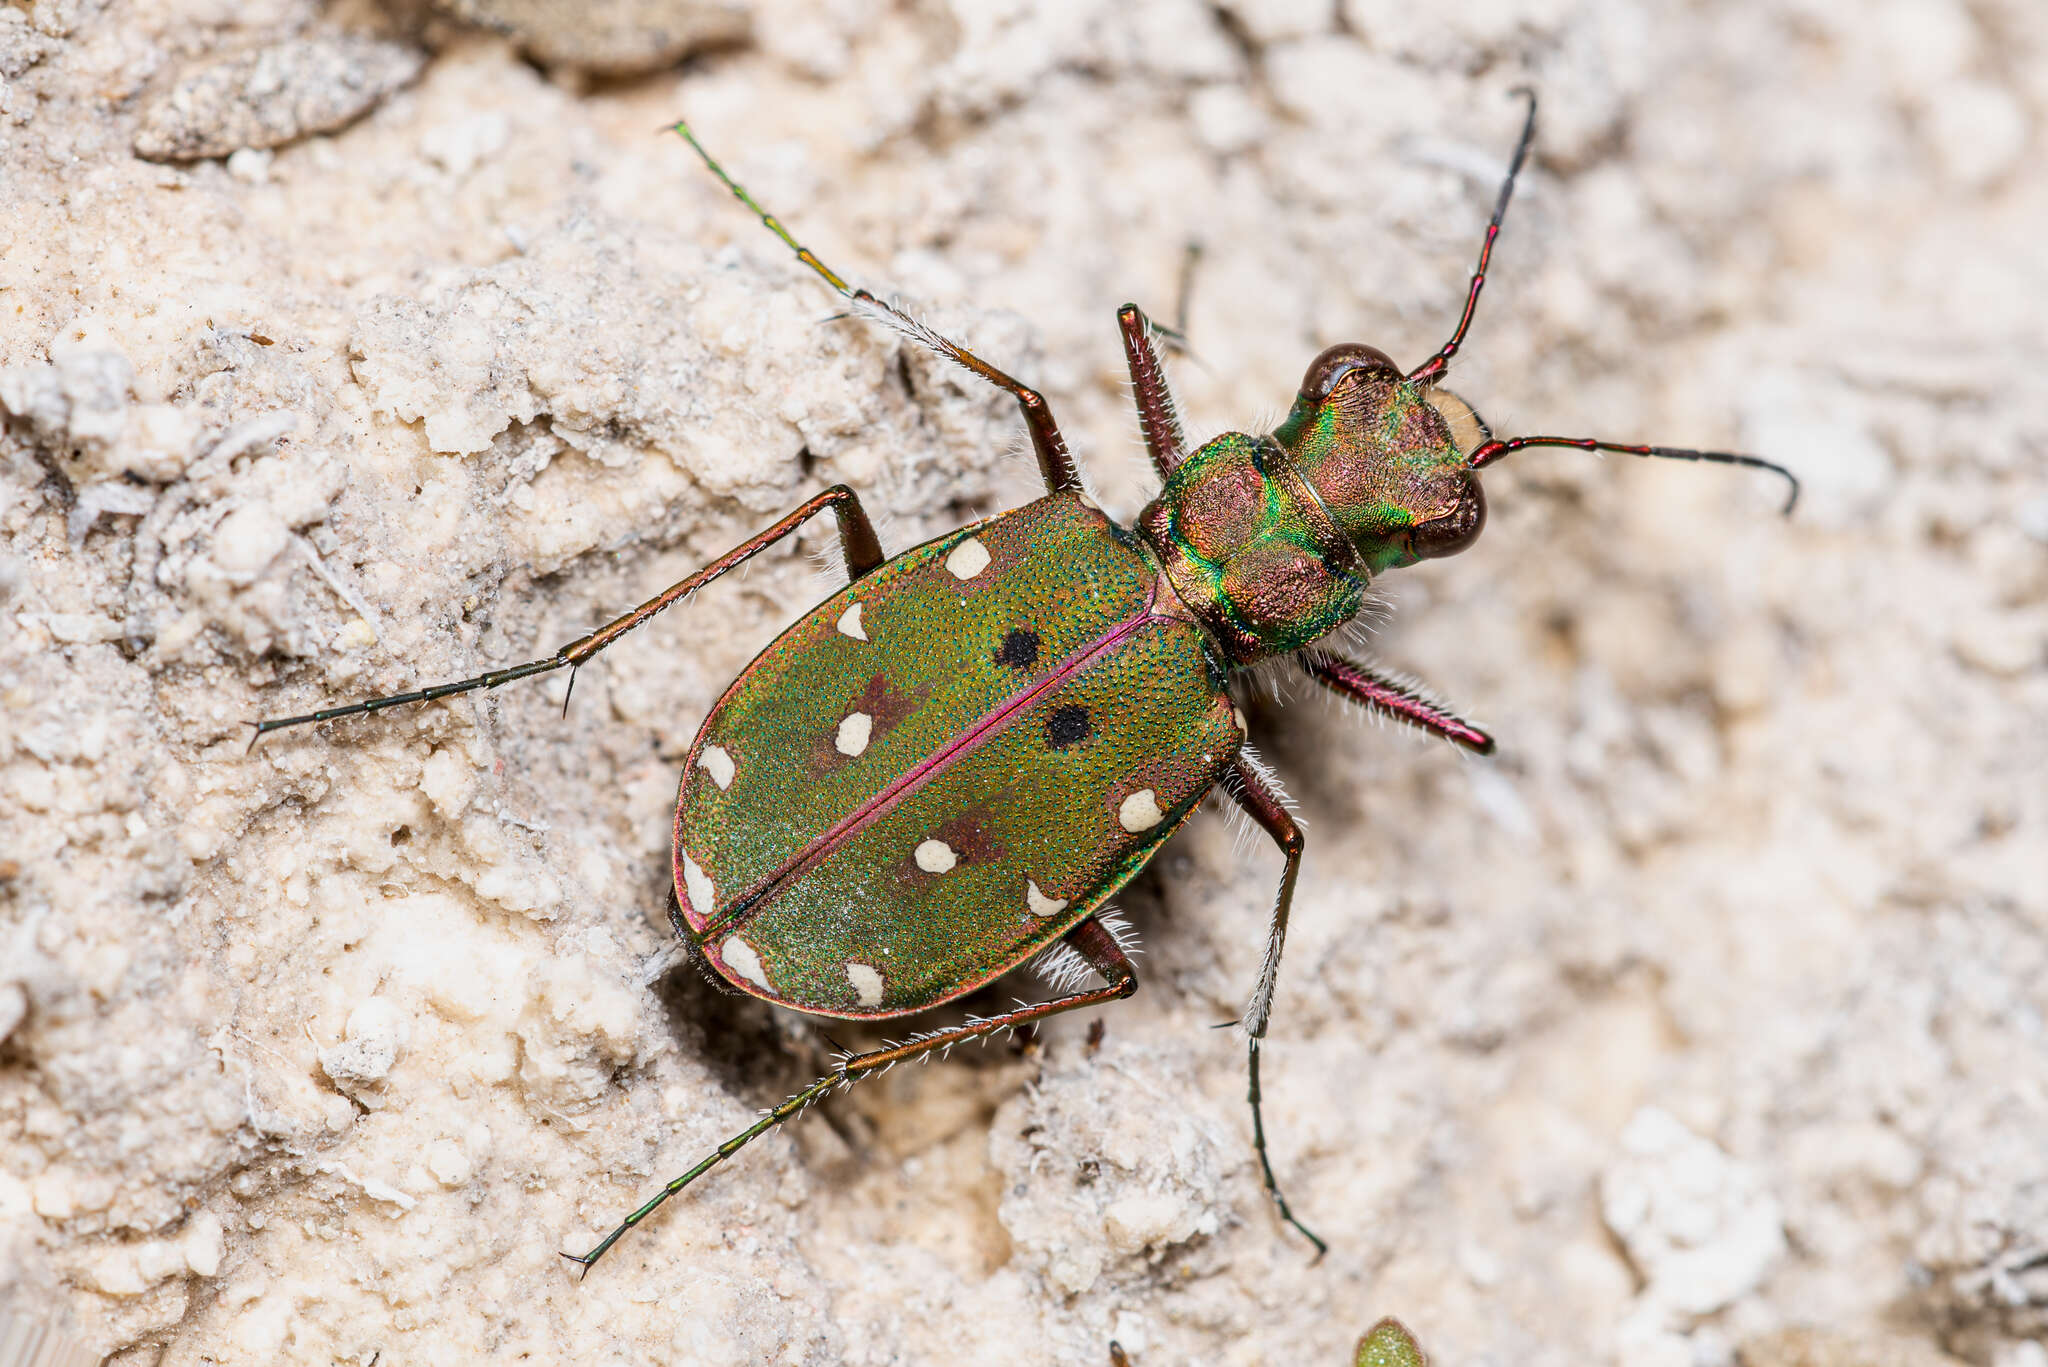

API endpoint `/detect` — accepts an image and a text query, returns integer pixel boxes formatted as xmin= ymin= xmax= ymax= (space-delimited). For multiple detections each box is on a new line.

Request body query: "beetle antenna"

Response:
xmin=1469 ymin=434 xmax=1800 ymax=515
xmin=671 ymin=121 xmax=853 ymax=294
xmin=1407 ymin=87 xmax=1538 ymax=388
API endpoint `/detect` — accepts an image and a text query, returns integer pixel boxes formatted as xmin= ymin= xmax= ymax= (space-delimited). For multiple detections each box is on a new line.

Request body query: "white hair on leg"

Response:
xmin=1095 ymin=907 xmax=1142 ymax=958
xmin=1030 ymin=909 xmax=1143 ymax=997
xmin=847 ymin=293 xmax=961 ymax=364
xmin=1218 ymin=752 xmax=1301 ymax=1044
xmin=1228 ymin=739 xmax=1298 ymax=813
xmin=1031 ymin=940 xmax=1094 ymax=996
xmin=1242 ymin=892 xmax=1288 ymax=1042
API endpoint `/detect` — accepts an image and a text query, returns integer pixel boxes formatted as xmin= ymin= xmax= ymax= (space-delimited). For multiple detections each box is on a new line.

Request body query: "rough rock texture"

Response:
xmin=1 ymin=2 xmax=2044 ymax=1365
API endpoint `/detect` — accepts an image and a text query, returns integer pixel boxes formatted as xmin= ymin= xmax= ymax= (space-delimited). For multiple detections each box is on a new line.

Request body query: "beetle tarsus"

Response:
xmin=1248 ymin=1037 xmax=1329 ymax=1260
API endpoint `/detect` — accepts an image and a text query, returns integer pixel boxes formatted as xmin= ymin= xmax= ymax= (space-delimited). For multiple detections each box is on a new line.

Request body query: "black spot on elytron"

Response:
xmin=993 ymin=628 xmax=1041 ymax=670
xmin=1044 ymin=704 xmax=1091 ymax=748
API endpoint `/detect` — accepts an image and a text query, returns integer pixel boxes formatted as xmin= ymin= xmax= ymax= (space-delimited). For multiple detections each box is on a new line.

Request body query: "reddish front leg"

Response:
xmin=1298 ymin=649 xmax=1494 ymax=754
xmin=1117 ymin=303 xmax=1189 ymax=481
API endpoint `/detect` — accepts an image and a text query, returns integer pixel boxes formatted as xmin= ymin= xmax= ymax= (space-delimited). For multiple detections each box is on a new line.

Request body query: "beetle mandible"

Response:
xmin=256 ymin=89 xmax=1796 ymax=1272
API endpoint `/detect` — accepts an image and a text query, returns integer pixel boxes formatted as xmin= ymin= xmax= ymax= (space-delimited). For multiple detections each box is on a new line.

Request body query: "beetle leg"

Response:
xmin=844 ymin=293 xmax=1082 ymax=496
xmin=251 ymin=484 xmax=884 ymax=740
xmin=1117 ymin=303 xmax=1188 ymax=481
xmin=671 ymin=121 xmax=1084 ymax=497
xmin=1298 ymin=649 xmax=1494 ymax=754
xmin=562 ymin=916 xmax=1137 ymax=1275
xmin=1222 ymin=757 xmax=1328 ymax=1258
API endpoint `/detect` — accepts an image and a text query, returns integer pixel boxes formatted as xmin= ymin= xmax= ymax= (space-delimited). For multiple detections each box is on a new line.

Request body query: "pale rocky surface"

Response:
xmin=1 ymin=2 xmax=2044 ymax=1366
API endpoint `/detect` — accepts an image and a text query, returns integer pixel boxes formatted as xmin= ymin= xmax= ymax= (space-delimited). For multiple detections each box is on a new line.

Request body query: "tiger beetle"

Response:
xmin=254 ymin=89 xmax=1796 ymax=1273
xmin=1109 ymin=1315 xmax=1432 ymax=1366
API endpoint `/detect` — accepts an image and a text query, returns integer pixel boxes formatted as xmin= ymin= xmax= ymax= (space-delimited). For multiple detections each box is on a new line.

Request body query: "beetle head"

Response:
xmin=1271 ymin=343 xmax=1487 ymax=574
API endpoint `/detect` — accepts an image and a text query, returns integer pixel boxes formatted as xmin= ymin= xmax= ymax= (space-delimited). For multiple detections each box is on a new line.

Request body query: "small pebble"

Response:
xmin=319 ymin=997 xmax=409 ymax=1089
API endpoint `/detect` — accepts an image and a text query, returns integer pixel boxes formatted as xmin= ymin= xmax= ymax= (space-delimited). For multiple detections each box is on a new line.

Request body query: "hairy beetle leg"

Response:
xmin=1299 ymin=649 xmax=1495 ymax=754
xmin=1118 ymin=303 xmax=1190 ymax=482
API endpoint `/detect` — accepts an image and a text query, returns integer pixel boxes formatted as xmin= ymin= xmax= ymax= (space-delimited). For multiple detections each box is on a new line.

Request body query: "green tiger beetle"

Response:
xmin=255 ymin=89 xmax=1795 ymax=1272
xmin=1109 ymin=1315 xmax=1433 ymax=1366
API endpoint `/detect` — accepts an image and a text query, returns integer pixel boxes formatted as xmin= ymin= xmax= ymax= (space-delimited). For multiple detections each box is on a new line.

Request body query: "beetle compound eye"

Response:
xmin=1300 ymin=343 xmax=1401 ymax=400
xmin=1409 ymin=477 xmax=1486 ymax=560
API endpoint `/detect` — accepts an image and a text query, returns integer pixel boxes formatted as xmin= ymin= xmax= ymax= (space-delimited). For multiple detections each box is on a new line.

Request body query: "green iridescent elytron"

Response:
xmin=254 ymin=90 xmax=1797 ymax=1273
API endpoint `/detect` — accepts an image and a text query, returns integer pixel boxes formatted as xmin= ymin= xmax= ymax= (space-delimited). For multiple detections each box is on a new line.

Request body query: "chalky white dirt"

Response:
xmin=3 ymin=3 xmax=2045 ymax=1365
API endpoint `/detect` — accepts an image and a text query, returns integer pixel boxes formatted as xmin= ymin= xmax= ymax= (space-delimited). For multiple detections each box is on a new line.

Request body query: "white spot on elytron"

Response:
xmin=945 ymin=536 xmax=991 ymax=580
xmin=915 ymin=839 xmax=958 ymax=873
xmin=836 ymin=602 xmax=867 ymax=640
xmin=835 ymin=711 xmax=873 ymax=757
xmin=846 ymin=962 xmax=884 ymax=1008
xmin=1076 ymin=492 xmax=1100 ymax=511
xmin=1118 ymin=788 xmax=1165 ymax=833
xmin=721 ymin=936 xmax=771 ymax=992
xmin=681 ymin=850 xmax=716 ymax=913
xmin=1232 ymin=705 xmax=1249 ymax=733
xmin=1026 ymin=879 xmax=1069 ymax=918
xmin=698 ymin=744 xmax=735 ymax=789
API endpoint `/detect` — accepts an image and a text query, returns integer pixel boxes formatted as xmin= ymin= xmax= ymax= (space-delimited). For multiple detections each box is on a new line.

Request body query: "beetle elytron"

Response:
xmin=257 ymin=90 xmax=1795 ymax=1271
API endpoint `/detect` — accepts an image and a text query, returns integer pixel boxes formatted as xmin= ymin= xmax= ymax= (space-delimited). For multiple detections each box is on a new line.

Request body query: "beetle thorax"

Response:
xmin=1136 ymin=431 xmax=1368 ymax=666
